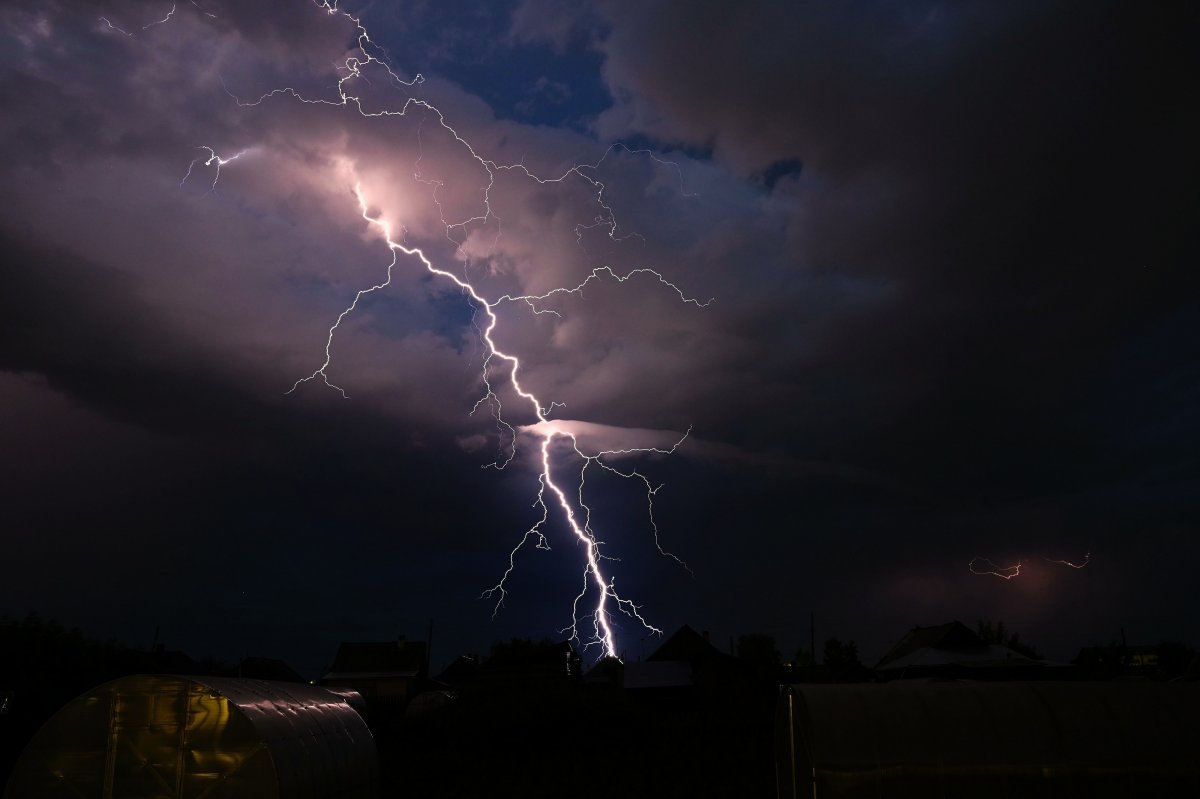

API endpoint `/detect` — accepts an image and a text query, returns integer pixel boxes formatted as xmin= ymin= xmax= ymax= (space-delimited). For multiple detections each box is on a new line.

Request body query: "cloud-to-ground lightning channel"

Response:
xmin=131 ymin=0 xmax=708 ymax=659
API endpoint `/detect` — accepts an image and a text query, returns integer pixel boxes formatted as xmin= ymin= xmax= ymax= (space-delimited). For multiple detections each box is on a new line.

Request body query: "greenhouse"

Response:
xmin=4 ymin=674 xmax=378 ymax=799
xmin=776 ymin=680 xmax=1200 ymax=798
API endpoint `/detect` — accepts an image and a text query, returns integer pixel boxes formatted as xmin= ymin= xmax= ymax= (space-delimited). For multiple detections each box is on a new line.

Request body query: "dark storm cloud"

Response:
xmin=531 ymin=0 xmax=1200 ymax=499
xmin=1 ymin=231 xmax=262 ymax=436
xmin=0 ymin=228 xmax=517 ymax=545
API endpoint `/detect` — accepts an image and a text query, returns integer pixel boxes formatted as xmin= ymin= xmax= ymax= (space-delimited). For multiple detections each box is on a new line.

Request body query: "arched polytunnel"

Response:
xmin=4 ymin=674 xmax=377 ymax=799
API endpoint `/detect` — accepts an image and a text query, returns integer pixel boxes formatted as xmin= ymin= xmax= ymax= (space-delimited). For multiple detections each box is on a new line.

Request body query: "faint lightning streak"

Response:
xmin=180 ymin=146 xmax=249 ymax=191
xmin=480 ymin=474 xmax=551 ymax=618
xmin=585 ymin=429 xmax=695 ymax=574
xmin=99 ymin=2 xmax=176 ymax=37
xmin=969 ymin=556 xmax=1021 ymax=580
xmin=970 ymin=551 xmax=1090 ymax=580
xmin=494 ymin=266 xmax=713 ymax=315
xmin=285 ymin=202 xmax=399 ymax=399
xmin=190 ymin=1 xmax=218 ymax=20
xmin=1045 ymin=552 xmax=1090 ymax=569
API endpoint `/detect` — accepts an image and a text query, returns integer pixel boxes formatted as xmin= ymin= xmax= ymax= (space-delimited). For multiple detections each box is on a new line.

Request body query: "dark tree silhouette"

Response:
xmin=977 ymin=620 xmax=1043 ymax=659
xmin=737 ymin=633 xmax=781 ymax=681
xmin=736 ymin=633 xmax=780 ymax=666
xmin=823 ymin=637 xmax=868 ymax=681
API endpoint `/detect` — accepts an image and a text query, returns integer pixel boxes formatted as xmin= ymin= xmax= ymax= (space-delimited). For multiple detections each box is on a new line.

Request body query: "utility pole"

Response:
xmin=810 ymin=611 xmax=816 ymax=665
xmin=426 ymin=618 xmax=434 ymax=681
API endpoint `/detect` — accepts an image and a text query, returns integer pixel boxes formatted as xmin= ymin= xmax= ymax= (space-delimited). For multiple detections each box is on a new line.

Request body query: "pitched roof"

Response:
xmin=647 ymin=625 xmax=725 ymax=662
xmin=436 ymin=655 xmax=481 ymax=683
xmin=876 ymin=621 xmax=1043 ymax=671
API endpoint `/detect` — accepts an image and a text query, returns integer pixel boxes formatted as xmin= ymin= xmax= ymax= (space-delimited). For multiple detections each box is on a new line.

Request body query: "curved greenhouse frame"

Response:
xmin=5 ymin=674 xmax=377 ymax=799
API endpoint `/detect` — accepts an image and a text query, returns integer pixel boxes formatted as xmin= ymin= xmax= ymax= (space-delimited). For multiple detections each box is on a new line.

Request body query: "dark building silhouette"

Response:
xmin=434 ymin=654 xmax=481 ymax=686
xmin=623 ymin=625 xmax=742 ymax=693
xmin=321 ymin=637 xmax=428 ymax=711
xmin=1074 ymin=640 xmax=1199 ymax=680
xmin=471 ymin=639 xmax=581 ymax=693
xmin=875 ymin=621 xmax=1059 ymax=681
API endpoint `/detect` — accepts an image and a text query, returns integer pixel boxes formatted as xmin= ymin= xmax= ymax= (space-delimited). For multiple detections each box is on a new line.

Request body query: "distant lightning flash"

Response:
xmin=969 ymin=552 xmax=1091 ymax=580
xmin=128 ymin=0 xmax=707 ymax=659
xmin=1045 ymin=552 xmax=1090 ymax=569
xmin=969 ymin=557 xmax=1022 ymax=580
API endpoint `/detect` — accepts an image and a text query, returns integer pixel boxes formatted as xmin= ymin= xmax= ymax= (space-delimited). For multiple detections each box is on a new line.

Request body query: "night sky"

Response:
xmin=2 ymin=0 xmax=1196 ymax=677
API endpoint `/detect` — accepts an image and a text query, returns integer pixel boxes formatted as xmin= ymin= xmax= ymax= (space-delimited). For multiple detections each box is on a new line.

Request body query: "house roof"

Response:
xmin=879 ymin=645 xmax=1043 ymax=671
xmin=436 ymin=654 xmax=481 ymax=683
xmin=876 ymin=621 xmax=1044 ymax=671
xmin=647 ymin=625 xmax=726 ymax=662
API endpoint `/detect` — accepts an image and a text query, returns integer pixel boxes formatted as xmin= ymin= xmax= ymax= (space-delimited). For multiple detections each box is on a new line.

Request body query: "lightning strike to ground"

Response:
xmin=127 ymin=0 xmax=708 ymax=660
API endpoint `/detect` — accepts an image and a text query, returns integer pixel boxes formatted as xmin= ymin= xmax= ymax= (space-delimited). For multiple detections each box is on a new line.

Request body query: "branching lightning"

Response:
xmin=123 ymin=0 xmax=707 ymax=659
xmin=317 ymin=181 xmax=701 ymax=659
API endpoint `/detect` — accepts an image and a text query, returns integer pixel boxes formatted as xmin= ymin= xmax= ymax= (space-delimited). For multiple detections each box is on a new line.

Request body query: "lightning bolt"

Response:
xmin=128 ymin=0 xmax=708 ymax=659
xmin=319 ymin=182 xmax=701 ymax=659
